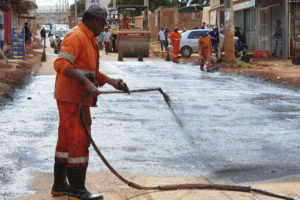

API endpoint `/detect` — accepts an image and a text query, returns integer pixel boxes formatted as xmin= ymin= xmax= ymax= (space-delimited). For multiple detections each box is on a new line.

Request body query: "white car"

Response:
xmin=50 ymin=29 xmax=69 ymax=54
xmin=41 ymin=25 xmax=51 ymax=33
xmin=168 ymin=29 xmax=238 ymax=57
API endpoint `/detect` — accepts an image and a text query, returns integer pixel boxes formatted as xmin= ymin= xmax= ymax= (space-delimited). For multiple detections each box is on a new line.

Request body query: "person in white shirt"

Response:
xmin=158 ymin=27 xmax=166 ymax=52
xmin=102 ymin=27 xmax=112 ymax=54
xmin=0 ymin=24 xmax=4 ymax=51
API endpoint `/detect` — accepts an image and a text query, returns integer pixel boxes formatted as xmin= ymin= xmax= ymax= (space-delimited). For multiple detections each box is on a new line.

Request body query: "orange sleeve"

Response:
xmin=54 ymin=32 xmax=82 ymax=75
xmin=96 ymin=71 xmax=109 ymax=87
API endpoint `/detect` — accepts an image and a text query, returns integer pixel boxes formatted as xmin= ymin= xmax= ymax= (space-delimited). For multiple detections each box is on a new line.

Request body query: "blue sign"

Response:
xmin=12 ymin=28 xmax=25 ymax=59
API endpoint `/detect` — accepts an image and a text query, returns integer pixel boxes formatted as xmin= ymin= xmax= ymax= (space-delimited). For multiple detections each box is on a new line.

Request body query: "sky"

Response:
xmin=36 ymin=0 xmax=75 ymax=6
xmin=36 ymin=0 xmax=110 ymax=6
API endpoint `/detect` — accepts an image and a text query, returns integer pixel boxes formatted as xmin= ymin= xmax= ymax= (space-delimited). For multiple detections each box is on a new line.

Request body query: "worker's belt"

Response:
xmin=77 ymin=69 xmax=96 ymax=82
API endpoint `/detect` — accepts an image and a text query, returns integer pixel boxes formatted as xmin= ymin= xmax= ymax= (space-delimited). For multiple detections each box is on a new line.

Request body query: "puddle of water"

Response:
xmin=1 ymin=61 xmax=300 ymax=199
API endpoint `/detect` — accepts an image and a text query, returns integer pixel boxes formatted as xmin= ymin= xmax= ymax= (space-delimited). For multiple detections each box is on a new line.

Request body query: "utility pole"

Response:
xmin=113 ymin=0 xmax=116 ymax=8
xmin=144 ymin=0 xmax=149 ymax=29
xmin=224 ymin=0 xmax=235 ymax=62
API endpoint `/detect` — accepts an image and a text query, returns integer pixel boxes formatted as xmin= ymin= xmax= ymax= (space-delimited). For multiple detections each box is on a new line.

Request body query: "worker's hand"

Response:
xmin=84 ymin=81 xmax=99 ymax=97
xmin=107 ymin=78 xmax=121 ymax=89
xmin=107 ymin=78 xmax=130 ymax=93
xmin=118 ymin=79 xmax=130 ymax=94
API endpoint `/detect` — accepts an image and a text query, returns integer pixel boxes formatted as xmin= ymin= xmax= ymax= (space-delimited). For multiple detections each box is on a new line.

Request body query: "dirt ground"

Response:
xmin=16 ymin=172 xmax=300 ymax=200
xmin=151 ymin=41 xmax=300 ymax=89
xmin=0 ymin=50 xmax=42 ymax=100
xmin=1 ymin=40 xmax=300 ymax=200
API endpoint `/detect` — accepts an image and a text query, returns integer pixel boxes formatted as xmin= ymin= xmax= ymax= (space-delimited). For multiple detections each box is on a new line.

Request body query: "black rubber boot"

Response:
xmin=51 ymin=162 xmax=69 ymax=196
xmin=67 ymin=168 xmax=103 ymax=200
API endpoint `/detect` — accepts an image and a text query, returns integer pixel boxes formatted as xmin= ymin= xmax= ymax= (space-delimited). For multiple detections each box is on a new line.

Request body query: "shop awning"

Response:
xmin=209 ymin=0 xmax=255 ymax=11
xmin=1 ymin=0 xmax=37 ymax=13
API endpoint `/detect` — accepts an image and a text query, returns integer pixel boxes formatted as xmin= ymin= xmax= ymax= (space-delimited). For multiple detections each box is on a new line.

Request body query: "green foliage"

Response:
xmin=228 ymin=58 xmax=255 ymax=68
xmin=70 ymin=0 xmax=85 ymax=15
xmin=108 ymin=0 xmax=182 ymax=12
xmin=107 ymin=0 xmax=210 ymax=13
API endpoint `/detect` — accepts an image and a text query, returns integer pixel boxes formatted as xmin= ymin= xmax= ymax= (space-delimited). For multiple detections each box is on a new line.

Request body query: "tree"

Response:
xmin=108 ymin=0 xmax=177 ymax=12
xmin=189 ymin=0 xmax=210 ymax=6
xmin=70 ymin=0 xmax=85 ymax=16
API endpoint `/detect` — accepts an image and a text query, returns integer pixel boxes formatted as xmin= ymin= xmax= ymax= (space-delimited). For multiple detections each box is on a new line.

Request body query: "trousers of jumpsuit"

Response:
xmin=172 ymin=40 xmax=180 ymax=61
xmin=198 ymin=36 xmax=212 ymax=66
xmin=55 ymin=100 xmax=92 ymax=169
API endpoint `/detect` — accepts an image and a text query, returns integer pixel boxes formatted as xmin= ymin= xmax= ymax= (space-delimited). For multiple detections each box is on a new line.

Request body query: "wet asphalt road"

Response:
xmin=1 ymin=61 xmax=300 ymax=199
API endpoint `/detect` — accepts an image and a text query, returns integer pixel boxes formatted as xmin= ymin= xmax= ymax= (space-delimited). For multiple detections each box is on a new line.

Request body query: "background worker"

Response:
xmin=235 ymin=33 xmax=247 ymax=58
xmin=158 ymin=27 xmax=166 ymax=52
xmin=110 ymin=16 xmax=118 ymax=52
xmin=102 ymin=27 xmax=112 ymax=54
xmin=97 ymin=31 xmax=104 ymax=50
xmin=121 ymin=14 xmax=130 ymax=29
xmin=198 ymin=30 xmax=212 ymax=72
xmin=209 ymin=25 xmax=219 ymax=58
xmin=24 ymin=22 xmax=31 ymax=46
xmin=168 ymin=26 xmax=181 ymax=63
xmin=273 ymin=19 xmax=283 ymax=57
xmin=164 ymin=27 xmax=170 ymax=50
xmin=38 ymin=27 xmax=46 ymax=47
xmin=52 ymin=3 xmax=127 ymax=200
xmin=201 ymin=22 xmax=207 ymax=29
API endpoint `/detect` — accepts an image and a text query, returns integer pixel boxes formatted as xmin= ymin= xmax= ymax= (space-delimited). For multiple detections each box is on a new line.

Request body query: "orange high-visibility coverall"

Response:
xmin=53 ymin=22 xmax=109 ymax=169
xmin=168 ymin=27 xmax=181 ymax=62
xmin=121 ymin=16 xmax=130 ymax=29
xmin=198 ymin=35 xmax=212 ymax=70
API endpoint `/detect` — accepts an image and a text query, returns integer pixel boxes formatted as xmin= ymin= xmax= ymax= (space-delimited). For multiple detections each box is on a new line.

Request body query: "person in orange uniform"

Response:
xmin=198 ymin=30 xmax=212 ymax=72
xmin=121 ymin=14 xmax=130 ymax=29
xmin=168 ymin=26 xmax=181 ymax=63
xmin=51 ymin=4 xmax=127 ymax=200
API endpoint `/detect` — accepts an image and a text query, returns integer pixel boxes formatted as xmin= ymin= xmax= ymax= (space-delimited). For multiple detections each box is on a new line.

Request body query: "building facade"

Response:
xmin=209 ymin=0 xmax=297 ymax=58
xmin=1 ymin=0 xmax=37 ymax=45
xmin=149 ymin=6 xmax=202 ymax=40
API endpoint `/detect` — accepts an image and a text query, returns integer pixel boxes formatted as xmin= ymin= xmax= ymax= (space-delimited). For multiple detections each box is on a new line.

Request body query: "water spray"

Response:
xmin=79 ymin=90 xmax=298 ymax=200
xmin=96 ymin=87 xmax=183 ymax=128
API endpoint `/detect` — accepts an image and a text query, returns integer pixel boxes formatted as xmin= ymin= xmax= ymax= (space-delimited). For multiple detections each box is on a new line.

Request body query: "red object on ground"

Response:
xmin=252 ymin=50 xmax=272 ymax=58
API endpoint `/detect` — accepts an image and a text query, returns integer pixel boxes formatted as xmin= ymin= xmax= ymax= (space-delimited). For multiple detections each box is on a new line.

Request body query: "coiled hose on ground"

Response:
xmin=79 ymin=90 xmax=298 ymax=200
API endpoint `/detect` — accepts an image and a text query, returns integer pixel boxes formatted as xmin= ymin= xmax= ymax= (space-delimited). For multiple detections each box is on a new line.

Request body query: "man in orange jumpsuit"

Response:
xmin=121 ymin=15 xmax=130 ymax=29
xmin=198 ymin=30 xmax=212 ymax=72
xmin=168 ymin=26 xmax=181 ymax=63
xmin=51 ymin=4 xmax=127 ymax=200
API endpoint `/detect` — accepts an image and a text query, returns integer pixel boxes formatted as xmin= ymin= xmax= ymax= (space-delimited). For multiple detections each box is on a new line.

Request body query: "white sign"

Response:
xmin=225 ymin=11 xmax=229 ymax=22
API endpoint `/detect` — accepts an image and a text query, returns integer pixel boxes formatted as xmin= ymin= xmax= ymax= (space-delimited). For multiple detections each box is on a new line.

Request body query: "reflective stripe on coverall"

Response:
xmin=168 ymin=27 xmax=181 ymax=62
xmin=198 ymin=35 xmax=212 ymax=70
xmin=53 ymin=22 xmax=109 ymax=169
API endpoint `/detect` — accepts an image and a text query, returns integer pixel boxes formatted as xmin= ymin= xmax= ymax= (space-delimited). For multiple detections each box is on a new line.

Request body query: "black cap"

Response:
xmin=86 ymin=3 xmax=110 ymax=27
